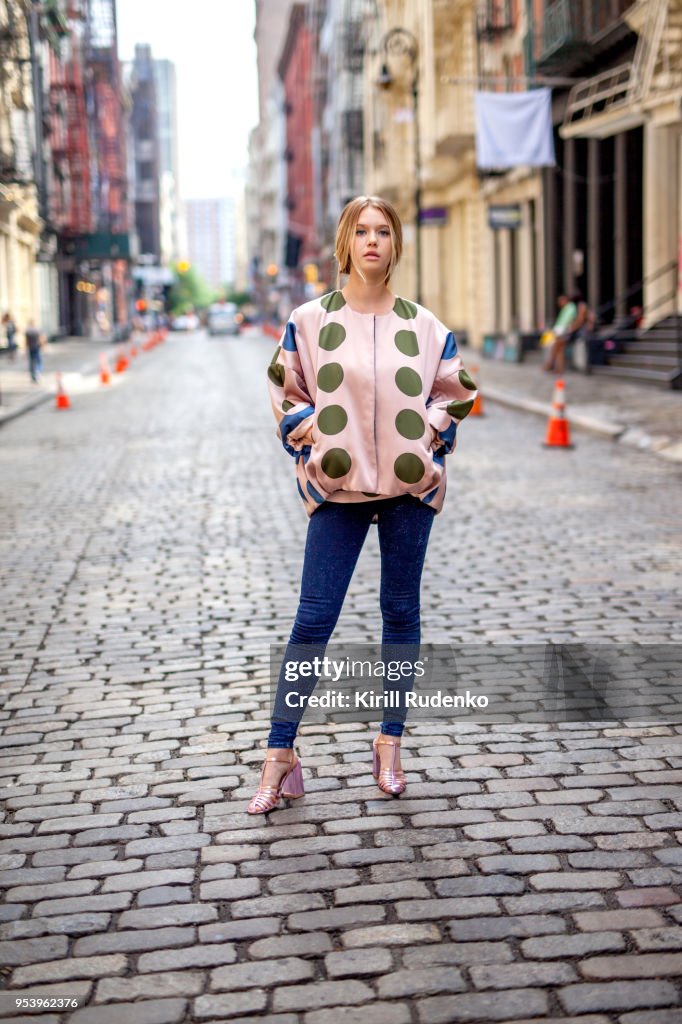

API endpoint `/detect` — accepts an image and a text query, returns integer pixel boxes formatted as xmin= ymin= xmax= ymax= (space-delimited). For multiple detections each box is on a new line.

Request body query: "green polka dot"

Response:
xmin=394 ymin=453 xmax=425 ymax=484
xmin=395 ymin=330 xmax=419 ymax=357
xmin=459 ymin=368 xmax=477 ymax=391
xmin=282 ymin=400 xmax=294 ymax=411
xmin=321 ymin=448 xmax=352 ymax=478
xmin=395 ymin=409 xmax=426 ymax=440
xmin=317 ymin=362 xmax=344 ymax=392
xmin=447 ymin=398 xmax=475 ymax=420
xmin=319 ymin=323 xmax=346 ymax=351
xmin=317 ymin=405 xmax=348 ymax=435
xmin=393 ymin=297 xmax=418 ymax=319
xmin=267 ymin=362 xmax=285 ymax=387
xmin=320 ymin=290 xmax=346 ymax=312
xmin=395 ymin=367 xmax=422 ymax=396
xmin=362 ymin=491 xmax=379 ymax=497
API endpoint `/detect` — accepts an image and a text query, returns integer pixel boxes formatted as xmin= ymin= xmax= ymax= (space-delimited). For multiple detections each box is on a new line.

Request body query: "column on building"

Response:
xmin=643 ymin=121 xmax=679 ymax=322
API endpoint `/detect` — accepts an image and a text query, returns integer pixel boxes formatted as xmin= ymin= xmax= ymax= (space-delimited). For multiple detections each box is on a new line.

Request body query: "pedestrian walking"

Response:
xmin=2 ymin=312 xmax=17 ymax=361
xmin=25 ymin=320 xmax=45 ymax=383
xmin=247 ymin=195 xmax=479 ymax=814
xmin=542 ymin=293 xmax=577 ymax=374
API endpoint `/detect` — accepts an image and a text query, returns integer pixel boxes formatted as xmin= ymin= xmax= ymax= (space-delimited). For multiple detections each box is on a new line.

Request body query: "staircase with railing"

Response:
xmin=589 ymin=261 xmax=682 ymax=388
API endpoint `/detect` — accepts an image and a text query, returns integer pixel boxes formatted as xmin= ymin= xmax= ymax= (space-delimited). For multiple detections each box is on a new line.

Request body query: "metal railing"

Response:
xmin=594 ymin=259 xmax=681 ymax=373
xmin=564 ymin=0 xmax=668 ymax=127
xmin=564 ymin=63 xmax=633 ymax=124
xmin=541 ymin=0 xmax=579 ymax=59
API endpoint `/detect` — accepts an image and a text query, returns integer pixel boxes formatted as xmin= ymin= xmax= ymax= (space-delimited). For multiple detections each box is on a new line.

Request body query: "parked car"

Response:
xmin=171 ymin=312 xmax=200 ymax=331
xmin=207 ymin=303 xmax=240 ymax=336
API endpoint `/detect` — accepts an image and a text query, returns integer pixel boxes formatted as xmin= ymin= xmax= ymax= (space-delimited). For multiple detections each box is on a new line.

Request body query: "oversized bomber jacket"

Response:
xmin=267 ymin=290 xmax=478 ymax=517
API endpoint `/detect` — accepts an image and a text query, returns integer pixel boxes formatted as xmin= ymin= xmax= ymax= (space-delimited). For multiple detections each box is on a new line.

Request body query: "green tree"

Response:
xmin=219 ymin=285 xmax=252 ymax=307
xmin=169 ymin=264 xmax=213 ymax=314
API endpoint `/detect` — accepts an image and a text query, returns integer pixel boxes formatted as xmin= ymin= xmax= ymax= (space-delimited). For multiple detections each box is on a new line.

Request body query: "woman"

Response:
xmin=247 ymin=195 xmax=478 ymax=814
xmin=542 ymin=293 xmax=577 ymax=374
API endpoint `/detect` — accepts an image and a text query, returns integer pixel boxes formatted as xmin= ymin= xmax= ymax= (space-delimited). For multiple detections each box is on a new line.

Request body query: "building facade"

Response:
xmin=0 ymin=0 xmax=46 ymax=333
xmin=316 ymin=0 xmax=368 ymax=280
xmin=129 ymin=44 xmax=160 ymax=262
xmin=250 ymin=0 xmax=680 ymax=354
xmin=185 ymin=197 xmax=236 ymax=290
xmin=552 ymin=0 xmax=682 ymax=325
xmin=365 ymin=0 xmax=493 ymax=345
xmin=278 ymin=3 xmax=318 ymax=305
xmin=1 ymin=0 xmax=131 ymax=340
xmin=248 ymin=0 xmax=295 ymax=313
xmin=153 ymin=58 xmax=181 ymax=267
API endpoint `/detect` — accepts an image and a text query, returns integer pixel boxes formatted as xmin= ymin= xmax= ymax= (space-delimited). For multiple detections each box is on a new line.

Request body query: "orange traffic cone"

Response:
xmin=55 ymin=372 xmax=70 ymax=410
xmin=115 ymin=346 xmax=129 ymax=373
xmin=543 ymin=379 xmax=573 ymax=448
xmin=99 ymin=353 xmax=111 ymax=385
xmin=130 ymin=342 xmax=138 ymax=358
xmin=469 ymin=364 xmax=484 ymax=416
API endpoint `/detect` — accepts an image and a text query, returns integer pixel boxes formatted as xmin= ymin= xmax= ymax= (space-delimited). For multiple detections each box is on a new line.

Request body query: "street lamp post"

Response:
xmin=376 ymin=27 xmax=421 ymax=305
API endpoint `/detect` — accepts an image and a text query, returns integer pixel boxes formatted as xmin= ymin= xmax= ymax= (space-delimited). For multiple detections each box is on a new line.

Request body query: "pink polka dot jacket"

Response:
xmin=267 ymin=290 xmax=478 ymax=517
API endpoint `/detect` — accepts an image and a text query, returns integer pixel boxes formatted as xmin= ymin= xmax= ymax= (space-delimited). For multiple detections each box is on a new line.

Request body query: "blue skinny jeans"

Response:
xmin=268 ymin=495 xmax=435 ymax=748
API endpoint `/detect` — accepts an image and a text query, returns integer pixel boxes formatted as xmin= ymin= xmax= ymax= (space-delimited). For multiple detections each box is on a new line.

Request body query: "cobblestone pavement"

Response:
xmin=1 ymin=328 xmax=682 ymax=1023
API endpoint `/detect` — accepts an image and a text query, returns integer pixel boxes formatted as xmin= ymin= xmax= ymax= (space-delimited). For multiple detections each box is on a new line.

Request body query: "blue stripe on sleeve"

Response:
xmin=441 ymin=331 xmax=458 ymax=360
xmin=282 ymin=321 xmax=297 ymax=351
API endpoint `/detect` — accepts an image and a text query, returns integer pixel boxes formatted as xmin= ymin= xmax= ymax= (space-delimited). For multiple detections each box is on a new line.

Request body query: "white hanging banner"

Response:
xmin=474 ymin=88 xmax=556 ymax=170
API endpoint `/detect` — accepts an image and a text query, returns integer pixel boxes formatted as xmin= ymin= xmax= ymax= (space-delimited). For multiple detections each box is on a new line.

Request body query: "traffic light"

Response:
xmin=303 ymin=263 xmax=318 ymax=284
xmin=177 ymin=260 xmax=191 ymax=274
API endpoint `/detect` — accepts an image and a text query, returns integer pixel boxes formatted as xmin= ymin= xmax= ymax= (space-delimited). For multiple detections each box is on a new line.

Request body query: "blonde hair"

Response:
xmin=334 ymin=195 xmax=403 ymax=287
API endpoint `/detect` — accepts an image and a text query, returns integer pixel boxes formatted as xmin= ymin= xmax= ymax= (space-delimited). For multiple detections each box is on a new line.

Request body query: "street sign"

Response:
xmin=488 ymin=204 xmax=522 ymax=230
xmin=59 ymin=232 xmax=132 ymax=260
xmin=419 ymin=207 xmax=448 ymax=226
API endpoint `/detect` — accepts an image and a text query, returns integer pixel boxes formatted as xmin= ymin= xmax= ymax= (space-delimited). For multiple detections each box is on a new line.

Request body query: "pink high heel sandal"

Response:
xmin=246 ymin=749 xmax=305 ymax=814
xmin=372 ymin=736 xmax=407 ymax=795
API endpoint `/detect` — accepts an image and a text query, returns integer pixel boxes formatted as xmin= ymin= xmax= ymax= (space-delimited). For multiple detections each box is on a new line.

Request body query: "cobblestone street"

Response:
xmin=1 ymin=329 xmax=682 ymax=1024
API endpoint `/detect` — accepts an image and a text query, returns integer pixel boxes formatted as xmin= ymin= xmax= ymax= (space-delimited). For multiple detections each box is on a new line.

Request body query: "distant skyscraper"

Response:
xmin=185 ymin=198 xmax=237 ymax=289
xmin=129 ymin=44 xmax=161 ymax=260
xmin=153 ymin=59 xmax=182 ymax=264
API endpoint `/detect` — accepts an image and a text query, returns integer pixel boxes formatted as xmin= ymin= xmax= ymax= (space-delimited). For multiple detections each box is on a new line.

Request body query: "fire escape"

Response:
xmin=85 ymin=0 xmax=126 ymax=233
xmin=0 ymin=0 xmax=36 ymax=189
xmin=50 ymin=38 xmax=91 ymax=234
xmin=561 ymin=0 xmax=682 ymax=137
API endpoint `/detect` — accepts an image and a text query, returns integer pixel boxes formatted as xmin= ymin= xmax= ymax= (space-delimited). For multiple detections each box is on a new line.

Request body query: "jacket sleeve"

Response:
xmin=425 ymin=330 xmax=478 ymax=455
xmin=267 ymin=318 xmax=316 ymax=456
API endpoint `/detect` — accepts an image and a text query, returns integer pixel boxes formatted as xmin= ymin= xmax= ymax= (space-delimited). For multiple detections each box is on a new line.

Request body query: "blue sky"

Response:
xmin=116 ymin=0 xmax=258 ymax=199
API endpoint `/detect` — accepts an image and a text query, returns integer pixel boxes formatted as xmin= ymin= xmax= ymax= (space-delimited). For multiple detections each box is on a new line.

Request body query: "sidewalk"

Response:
xmin=0 ymin=337 xmax=123 ymax=426
xmin=464 ymin=347 xmax=682 ymax=463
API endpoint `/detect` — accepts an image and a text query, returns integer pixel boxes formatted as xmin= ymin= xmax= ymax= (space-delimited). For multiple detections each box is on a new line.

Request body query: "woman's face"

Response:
xmin=351 ymin=206 xmax=392 ymax=280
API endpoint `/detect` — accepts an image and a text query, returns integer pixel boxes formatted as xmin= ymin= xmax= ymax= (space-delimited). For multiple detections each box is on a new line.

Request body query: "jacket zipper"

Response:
xmin=373 ymin=315 xmax=378 ymax=492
